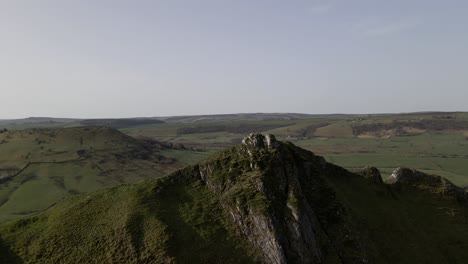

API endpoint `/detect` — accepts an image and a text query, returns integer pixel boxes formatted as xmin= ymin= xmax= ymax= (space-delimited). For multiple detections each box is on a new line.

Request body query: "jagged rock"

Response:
xmin=242 ymin=133 xmax=278 ymax=150
xmin=358 ymin=166 xmax=384 ymax=184
xmin=389 ymin=167 xmax=444 ymax=185
xmin=241 ymin=134 xmax=279 ymax=169
xmin=388 ymin=167 xmax=467 ymax=202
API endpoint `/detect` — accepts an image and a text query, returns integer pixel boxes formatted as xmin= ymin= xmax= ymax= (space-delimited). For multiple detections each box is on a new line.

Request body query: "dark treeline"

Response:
xmin=352 ymin=119 xmax=468 ymax=135
xmin=80 ymin=119 xmax=164 ymax=128
xmin=176 ymin=124 xmax=289 ymax=135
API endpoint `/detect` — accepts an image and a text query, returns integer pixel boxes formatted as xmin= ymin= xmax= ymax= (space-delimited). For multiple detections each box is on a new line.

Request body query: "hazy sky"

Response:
xmin=1 ymin=0 xmax=468 ymax=118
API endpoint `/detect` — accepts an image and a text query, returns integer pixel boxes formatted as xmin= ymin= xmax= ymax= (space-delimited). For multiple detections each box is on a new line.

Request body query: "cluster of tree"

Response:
xmin=0 ymin=128 xmax=8 ymax=133
xmin=296 ymin=123 xmax=330 ymax=138
xmin=80 ymin=119 xmax=165 ymax=128
xmin=112 ymin=142 xmax=176 ymax=164
xmin=432 ymin=115 xmax=455 ymax=120
xmin=0 ymin=166 xmax=20 ymax=178
xmin=176 ymin=125 xmax=226 ymax=135
xmin=176 ymin=124 xmax=288 ymax=136
xmin=34 ymin=138 xmax=47 ymax=144
xmin=137 ymin=136 xmax=188 ymax=150
xmin=352 ymin=120 xmax=468 ymax=135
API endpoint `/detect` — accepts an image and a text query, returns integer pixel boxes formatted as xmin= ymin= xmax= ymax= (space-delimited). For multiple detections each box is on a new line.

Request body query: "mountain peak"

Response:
xmin=242 ymin=133 xmax=278 ymax=150
xmin=192 ymin=137 xmax=361 ymax=263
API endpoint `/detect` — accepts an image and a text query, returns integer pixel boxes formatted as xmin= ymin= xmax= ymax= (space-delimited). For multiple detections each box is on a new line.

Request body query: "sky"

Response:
xmin=1 ymin=0 xmax=468 ymax=118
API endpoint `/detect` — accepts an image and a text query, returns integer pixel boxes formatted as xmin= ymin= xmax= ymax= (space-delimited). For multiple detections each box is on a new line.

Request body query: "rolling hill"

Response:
xmin=0 ymin=127 xmax=183 ymax=221
xmin=1 ymin=134 xmax=467 ymax=263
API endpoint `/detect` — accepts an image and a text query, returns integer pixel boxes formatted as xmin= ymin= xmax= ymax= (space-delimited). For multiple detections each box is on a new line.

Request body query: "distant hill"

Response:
xmin=0 ymin=117 xmax=80 ymax=125
xmin=0 ymin=117 xmax=166 ymax=130
xmin=79 ymin=118 xmax=165 ymax=128
xmin=1 ymin=134 xmax=467 ymax=263
xmin=158 ymin=113 xmax=316 ymax=123
xmin=0 ymin=113 xmax=313 ymax=127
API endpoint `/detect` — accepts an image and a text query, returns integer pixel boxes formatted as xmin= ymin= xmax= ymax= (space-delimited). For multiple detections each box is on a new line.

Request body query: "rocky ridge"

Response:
xmin=387 ymin=167 xmax=468 ymax=202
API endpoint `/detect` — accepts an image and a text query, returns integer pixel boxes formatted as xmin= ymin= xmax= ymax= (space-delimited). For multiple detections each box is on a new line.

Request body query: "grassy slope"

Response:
xmin=0 ymin=127 xmax=182 ymax=221
xmin=0 ymin=173 xmax=254 ymax=263
xmin=325 ymin=170 xmax=468 ymax=263
xmin=1 ymin=141 xmax=468 ymax=263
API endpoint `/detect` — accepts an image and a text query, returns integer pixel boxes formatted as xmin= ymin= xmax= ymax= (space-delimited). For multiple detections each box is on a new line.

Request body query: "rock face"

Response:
xmin=242 ymin=133 xmax=278 ymax=150
xmin=358 ymin=166 xmax=384 ymax=184
xmin=390 ymin=167 xmax=449 ymax=187
xmin=196 ymin=134 xmax=358 ymax=263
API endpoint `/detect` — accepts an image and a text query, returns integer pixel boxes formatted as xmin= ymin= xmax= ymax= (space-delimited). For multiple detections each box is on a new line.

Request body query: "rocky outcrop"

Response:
xmin=358 ymin=166 xmax=384 ymax=184
xmin=241 ymin=133 xmax=278 ymax=150
xmin=389 ymin=167 xmax=448 ymax=187
xmin=388 ymin=167 xmax=467 ymax=202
